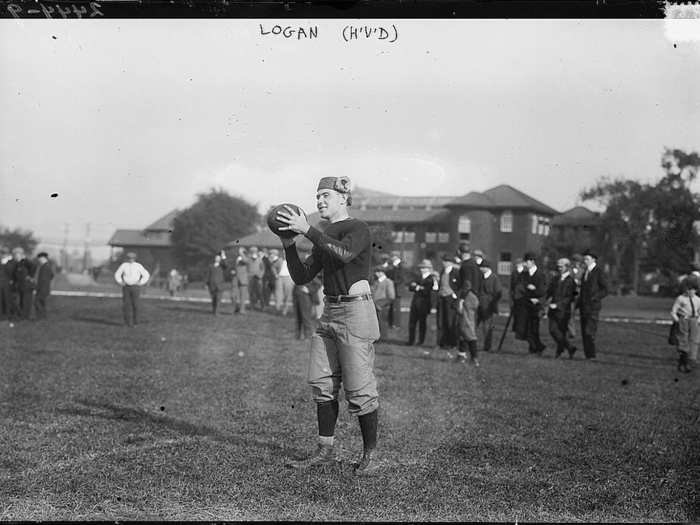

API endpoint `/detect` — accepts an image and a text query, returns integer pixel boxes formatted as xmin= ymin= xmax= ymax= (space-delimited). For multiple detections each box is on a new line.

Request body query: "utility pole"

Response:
xmin=61 ymin=223 xmax=69 ymax=272
xmin=83 ymin=222 xmax=91 ymax=273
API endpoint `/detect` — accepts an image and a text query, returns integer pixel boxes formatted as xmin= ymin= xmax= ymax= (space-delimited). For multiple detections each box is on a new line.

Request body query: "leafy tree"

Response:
xmin=171 ymin=188 xmax=260 ymax=278
xmin=0 ymin=226 xmax=39 ymax=255
xmin=581 ymin=148 xmax=700 ymax=294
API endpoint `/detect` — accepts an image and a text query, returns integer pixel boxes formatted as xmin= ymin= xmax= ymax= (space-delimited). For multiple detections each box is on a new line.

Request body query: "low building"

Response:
xmin=107 ymin=209 xmax=178 ymax=279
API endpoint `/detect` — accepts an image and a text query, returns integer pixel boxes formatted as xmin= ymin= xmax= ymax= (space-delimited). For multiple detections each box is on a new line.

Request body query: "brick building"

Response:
xmin=234 ymin=184 xmax=560 ymax=282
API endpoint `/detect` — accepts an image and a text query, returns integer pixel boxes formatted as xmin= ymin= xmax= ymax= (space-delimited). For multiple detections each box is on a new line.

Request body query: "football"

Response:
xmin=267 ymin=203 xmax=306 ymax=239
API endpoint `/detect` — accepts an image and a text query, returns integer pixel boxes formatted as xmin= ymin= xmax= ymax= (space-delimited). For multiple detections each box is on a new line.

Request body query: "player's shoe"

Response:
xmin=286 ymin=444 xmax=338 ymax=469
xmin=354 ymin=449 xmax=380 ymax=476
xmin=455 ymin=352 xmax=468 ymax=363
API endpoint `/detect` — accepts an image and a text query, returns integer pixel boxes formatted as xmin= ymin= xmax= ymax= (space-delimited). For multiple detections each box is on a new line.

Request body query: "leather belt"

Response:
xmin=325 ymin=293 xmax=372 ymax=304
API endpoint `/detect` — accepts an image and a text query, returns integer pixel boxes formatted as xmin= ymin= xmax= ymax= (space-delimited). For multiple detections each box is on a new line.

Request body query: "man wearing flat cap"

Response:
xmin=407 ymin=259 xmax=438 ymax=347
xmin=114 ymin=252 xmax=150 ymax=327
xmin=33 ymin=252 xmax=54 ymax=320
xmin=275 ymin=175 xmax=381 ymax=476
xmin=577 ymin=250 xmax=609 ymax=360
xmin=476 ymin=259 xmax=502 ymax=353
xmin=436 ymin=254 xmax=461 ymax=352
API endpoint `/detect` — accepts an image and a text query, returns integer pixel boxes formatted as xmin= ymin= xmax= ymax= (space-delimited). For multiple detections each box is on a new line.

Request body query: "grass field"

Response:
xmin=1 ymin=296 xmax=698 ymax=521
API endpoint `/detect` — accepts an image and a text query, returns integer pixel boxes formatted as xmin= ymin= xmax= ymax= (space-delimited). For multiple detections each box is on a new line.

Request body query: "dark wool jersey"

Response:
xmin=285 ymin=217 xmax=372 ymax=296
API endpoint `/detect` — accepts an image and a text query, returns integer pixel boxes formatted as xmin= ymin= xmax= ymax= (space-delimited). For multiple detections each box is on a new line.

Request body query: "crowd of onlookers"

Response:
xmin=6 ymin=239 xmax=699 ymax=374
xmin=0 ymin=246 xmax=55 ymax=323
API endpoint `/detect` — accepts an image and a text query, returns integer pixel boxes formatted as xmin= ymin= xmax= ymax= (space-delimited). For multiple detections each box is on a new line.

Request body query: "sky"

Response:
xmin=1 ymin=19 xmax=699 ymax=260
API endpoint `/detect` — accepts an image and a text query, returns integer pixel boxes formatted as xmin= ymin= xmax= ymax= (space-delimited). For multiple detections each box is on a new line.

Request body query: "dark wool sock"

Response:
xmin=358 ymin=410 xmax=378 ymax=452
xmin=317 ymin=400 xmax=339 ymax=437
xmin=468 ymin=340 xmax=478 ymax=359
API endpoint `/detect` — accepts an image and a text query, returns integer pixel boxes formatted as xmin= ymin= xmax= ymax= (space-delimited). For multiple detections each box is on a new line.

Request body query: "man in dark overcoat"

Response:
xmin=477 ymin=259 xmax=502 ymax=352
xmin=577 ymin=250 xmax=609 ymax=360
xmin=33 ymin=252 xmax=55 ymax=320
xmin=406 ymin=259 xmax=437 ymax=347
xmin=523 ymin=252 xmax=547 ymax=355
xmin=545 ymin=257 xmax=577 ymax=358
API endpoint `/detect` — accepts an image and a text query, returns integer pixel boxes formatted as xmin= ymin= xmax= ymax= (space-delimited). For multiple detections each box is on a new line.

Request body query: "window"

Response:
xmin=391 ymin=231 xmax=403 ymax=243
xmin=437 ymin=232 xmax=449 ymax=243
xmin=404 ymin=231 xmax=416 ymax=243
xmin=531 ymin=215 xmax=551 ymax=236
xmin=458 ymin=215 xmax=471 ymax=233
xmin=498 ymin=251 xmax=512 ymax=275
xmin=425 ymin=232 xmax=437 ymax=243
xmin=500 ymin=210 xmax=513 ymax=232
xmin=458 ymin=215 xmax=471 ymax=241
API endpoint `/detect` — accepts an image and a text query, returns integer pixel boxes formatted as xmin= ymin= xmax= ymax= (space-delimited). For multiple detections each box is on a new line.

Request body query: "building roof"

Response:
xmin=445 ymin=184 xmax=559 ymax=215
xmin=443 ymin=191 xmax=495 ymax=208
xmin=352 ymin=186 xmax=397 ymax=200
xmin=108 ymin=229 xmax=172 ymax=248
xmin=145 ymin=209 xmax=179 ymax=232
xmin=551 ymin=206 xmax=601 ymax=226
xmin=352 ymin=208 xmax=451 ymax=224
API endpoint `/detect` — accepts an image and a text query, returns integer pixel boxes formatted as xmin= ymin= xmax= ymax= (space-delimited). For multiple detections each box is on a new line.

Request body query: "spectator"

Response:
xmin=0 ymin=247 xmax=11 ymax=321
xmin=510 ymin=257 xmax=528 ymax=343
xmin=262 ymin=248 xmax=276 ymax=310
xmin=167 ymin=269 xmax=182 ymax=297
xmin=10 ymin=247 xmax=35 ymax=321
xmin=385 ymin=253 xmax=405 ymax=329
xmin=247 ymin=246 xmax=265 ymax=311
xmin=436 ymin=254 xmax=461 ymax=351
xmin=234 ymin=247 xmax=250 ymax=314
xmin=293 ymin=275 xmax=321 ymax=340
xmin=33 ymin=252 xmax=54 ymax=320
xmin=577 ymin=250 xmax=609 ymax=360
xmin=113 ymin=252 xmax=150 ymax=327
xmin=545 ymin=257 xmax=577 ymax=358
xmin=406 ymin=259 xmax=438 ymax=347
xmin=671 ymin=278 xmax=699 ymax=373
xmin=523 ymin=252 xmax=547 ymax=355
xmin=371 ymin=266 xmax=395 ymax=341
xmin=477 ymin=259 xmax=502 ymax=353
xmin=205 ymin=251 xmax=227 ymax=315
xmin=457 ymin=243 xmax=482 ymax=300
xmin=272 ymin=250 xmax=294 ymax=316
xmin=456 ymin=280 xmax=480 ymax=366
xmin=568 ymin=253 xmax=585 ymax=339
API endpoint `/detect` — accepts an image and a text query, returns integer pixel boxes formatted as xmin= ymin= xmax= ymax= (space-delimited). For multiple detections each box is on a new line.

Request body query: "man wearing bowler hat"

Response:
xmin=407 ymin=259 xmax=438 ymax=347
xmin=114 ymin=252 xmax=150 ymax=327
xmin=523 ymin=252 xmax=547 ymax=355
xmin=577 ymin=250 xmax=609 ymax=360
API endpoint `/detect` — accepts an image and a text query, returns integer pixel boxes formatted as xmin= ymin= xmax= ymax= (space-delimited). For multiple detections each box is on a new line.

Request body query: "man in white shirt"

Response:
xmin=371 ymin=266 xmax=396 ymax=341
xmin=272 ymin=251 xmax=294 ymax=316
xmin=114 ymin=252 xmax=150 ymax=327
